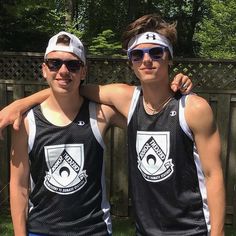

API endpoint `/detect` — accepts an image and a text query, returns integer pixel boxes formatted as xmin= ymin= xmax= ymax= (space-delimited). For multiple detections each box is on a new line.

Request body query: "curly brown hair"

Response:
xmin=122 ymin=14 xmax=177 ymax=51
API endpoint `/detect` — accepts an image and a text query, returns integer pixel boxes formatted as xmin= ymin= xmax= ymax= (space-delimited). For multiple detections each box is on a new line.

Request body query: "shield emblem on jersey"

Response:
xmin=136 ymin=131 xmax=174 ymax=182
xmin=44 ymin=144 xmax=87 ymax=195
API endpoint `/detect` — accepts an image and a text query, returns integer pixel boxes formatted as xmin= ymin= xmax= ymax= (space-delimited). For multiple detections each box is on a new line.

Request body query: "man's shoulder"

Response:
xmin=185 ymin=94 xmax=210 ymax=111
xmin=185 ymin=93 xmax=214 ymax=129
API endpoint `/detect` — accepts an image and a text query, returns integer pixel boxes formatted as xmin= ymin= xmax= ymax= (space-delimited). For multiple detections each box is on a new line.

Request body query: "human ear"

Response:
xmin=80 ymin=65 xmax=87 ymax=81
xmin=41 ymin=63 xmax=47 ymax=80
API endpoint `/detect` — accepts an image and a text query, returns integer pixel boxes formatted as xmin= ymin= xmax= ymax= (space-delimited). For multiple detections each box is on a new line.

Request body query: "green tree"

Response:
xmin=122 ymin=0 xmax=207 ymax=57
xmin=2 ymin=0 xmax=234 ymax=59
xmin=194 ymin=0 xmax=236 ymax=59
xmin=82 ymin=0 xmax=208 ymax=57
xmin=88 ymin=30 xmax=122 ymax=56
xmin=0 ymin=0 xmax=66 ymax=51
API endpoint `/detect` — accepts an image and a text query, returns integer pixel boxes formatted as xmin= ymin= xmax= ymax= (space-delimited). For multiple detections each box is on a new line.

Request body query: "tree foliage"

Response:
xmin=0 ymin=0 xmax=65 ymax=51
xmin=88 ymin=30 xmax=122 ymax=56
xmin=0 ymin=0 xmax=235 ymax=59
xmin=194 ymin=0 xmax=236 ymax=59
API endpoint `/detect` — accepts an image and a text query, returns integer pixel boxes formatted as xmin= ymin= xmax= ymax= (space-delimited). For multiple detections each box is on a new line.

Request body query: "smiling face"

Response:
xmin=42 ymin=51 xmax=86 ymax=95
xmin=130 ymin=43 xmax=170 ymax=84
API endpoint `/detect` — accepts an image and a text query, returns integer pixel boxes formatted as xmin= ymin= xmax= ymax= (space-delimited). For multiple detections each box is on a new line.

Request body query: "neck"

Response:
xmin=142 ymin=84 xmax=174 ymax=115
xmin=41 ymin=90 xmax=83 ymax=126
xmin=49 ymin=89 xmax=82 ymax=111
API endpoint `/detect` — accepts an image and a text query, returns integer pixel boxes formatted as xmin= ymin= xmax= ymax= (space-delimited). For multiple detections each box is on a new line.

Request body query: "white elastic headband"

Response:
xmin=127 ymin=32 xmax=173 ymax=58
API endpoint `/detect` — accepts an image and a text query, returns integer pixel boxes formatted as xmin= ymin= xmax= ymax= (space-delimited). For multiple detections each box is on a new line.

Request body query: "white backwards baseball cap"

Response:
xmin=45 ymin=31 xmax=86 ymax=64
xmin=127 ymin=31 xmax=173 ymax=58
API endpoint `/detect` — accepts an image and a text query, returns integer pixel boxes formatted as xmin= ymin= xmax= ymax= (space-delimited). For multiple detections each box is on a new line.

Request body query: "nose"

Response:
xmin=143 ymin=52 xmax=152 ymax=62
xmin=58 ymin=63 xmax=70 ymax=74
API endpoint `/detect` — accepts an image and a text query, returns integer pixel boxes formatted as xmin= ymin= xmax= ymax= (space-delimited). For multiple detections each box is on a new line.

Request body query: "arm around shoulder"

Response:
xmin=80 ymin=83 xmax=135 ymax=118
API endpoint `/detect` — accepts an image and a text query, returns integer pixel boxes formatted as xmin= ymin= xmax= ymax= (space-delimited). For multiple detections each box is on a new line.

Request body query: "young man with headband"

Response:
xmin=80 ymin=14 xmax=225 ymax=235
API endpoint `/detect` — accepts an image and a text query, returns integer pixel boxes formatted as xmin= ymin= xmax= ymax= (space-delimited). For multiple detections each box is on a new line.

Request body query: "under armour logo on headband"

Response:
xmin=146 ymin=34 xmax=156 ymax=40
xmin=127 ymin=31 xmax=173 ymax=58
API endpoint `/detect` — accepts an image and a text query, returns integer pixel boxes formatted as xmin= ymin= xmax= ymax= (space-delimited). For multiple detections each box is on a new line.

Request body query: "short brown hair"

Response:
xmin=122 ymin=14 xmax=177 ymax=50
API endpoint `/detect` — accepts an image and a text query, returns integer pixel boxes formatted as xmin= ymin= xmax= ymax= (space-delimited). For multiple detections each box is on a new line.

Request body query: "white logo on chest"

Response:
xmin=136 ymin=131 xmax=174 ymax=182
xmin=44 ymin=144 xmax=87 ymax=195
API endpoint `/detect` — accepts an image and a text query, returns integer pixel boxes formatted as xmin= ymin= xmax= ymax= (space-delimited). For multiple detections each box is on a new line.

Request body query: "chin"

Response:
xmin=140 ymin=77 xmax=158 ymax=83
xmin=52 ymin=87 xmax=70 ymax=94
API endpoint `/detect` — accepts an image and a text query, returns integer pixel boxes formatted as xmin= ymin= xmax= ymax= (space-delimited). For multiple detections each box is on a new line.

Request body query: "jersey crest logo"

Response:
xmin=44 ymin=144 xmax=87 ymax=195
xmin=136 ymin=131 xmax=174 ymax=182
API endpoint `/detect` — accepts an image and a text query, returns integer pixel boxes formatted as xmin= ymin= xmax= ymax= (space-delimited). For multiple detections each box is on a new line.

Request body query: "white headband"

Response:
xmin=127 ymin=32 xmax=173 ymax=58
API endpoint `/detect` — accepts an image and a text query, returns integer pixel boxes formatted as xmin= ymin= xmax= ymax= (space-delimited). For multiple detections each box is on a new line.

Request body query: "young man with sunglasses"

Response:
xmin=2 ymin=24 xmax=192 ymax=235
xmin=9 ymin=31 xmax=126 ymax=236
xmin=79 ymin=14 xmax=225 ymax=235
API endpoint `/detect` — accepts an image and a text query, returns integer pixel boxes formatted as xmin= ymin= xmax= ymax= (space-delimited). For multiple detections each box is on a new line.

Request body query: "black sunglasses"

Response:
xmin=128 ymin=46 xmax=167 ymax=62
xmin=45 ymin=58 xmax=83 ymax=72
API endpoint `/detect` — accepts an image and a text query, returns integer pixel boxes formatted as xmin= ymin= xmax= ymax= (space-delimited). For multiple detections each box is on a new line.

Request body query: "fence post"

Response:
xmin=0 ymin=83 xmax=10 ymax=208
xmin=110 ymin=127 xmax=129 ymax=216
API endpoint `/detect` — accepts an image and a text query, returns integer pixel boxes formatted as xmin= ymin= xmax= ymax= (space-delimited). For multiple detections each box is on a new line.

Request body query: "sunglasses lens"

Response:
xmin=45 ymin=59 xmax=82 ymax=72
xmin=149 ymin=47 xmax=164 ymax=60
xmin=129 ymin=47 xmax=165 ymax=62
xmin=130 ymin=49 xmax=144 ymax=61
xmin=66 ymin=60 xmax=82 ymax=71
xmin=46 ymin=59 xmax=62 ymax=70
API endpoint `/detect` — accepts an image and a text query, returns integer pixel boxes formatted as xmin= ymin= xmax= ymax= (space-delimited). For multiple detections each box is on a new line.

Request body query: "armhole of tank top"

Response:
xmin=179 ymin=95 xmax=193 ymax=141
xmin=27 ymin=109 xmax=36 ymax=153
xmin=89 ymin=102 xmax=105 ymax=149
xmin=127 ymin=86 xmax=141 ymax=125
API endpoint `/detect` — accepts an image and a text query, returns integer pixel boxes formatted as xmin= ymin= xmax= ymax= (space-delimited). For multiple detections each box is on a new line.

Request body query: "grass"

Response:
xmin=0 ymin=207 xmax=13 ymax=236
xmin=0 ymin=207 xmax=235 ymax=236
xmin=112 ymin=216 xmax=135 ymax=236
xmin=225 ymin=225 xmax=236 ymax=236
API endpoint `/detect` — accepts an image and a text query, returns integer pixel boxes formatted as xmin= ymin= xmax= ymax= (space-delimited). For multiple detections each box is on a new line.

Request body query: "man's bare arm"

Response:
xmin=186 ymin=95 xmax=225 ymax=235
xmin=80 ymin=83 xmax=135 ymax=118
xmin=0 ymin=73 xmax=193 ymax=140
xmin=10 ymin=118 xmax=30 ymax=236
xmin=0 ymin=88 xmax=50 ymax=139
xmin=80 ymin=74 xmax=193 ymax=118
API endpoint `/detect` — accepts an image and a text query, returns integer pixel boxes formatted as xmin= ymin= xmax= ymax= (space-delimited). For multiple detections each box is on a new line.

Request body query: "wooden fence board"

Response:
xmin=226 ymin=102 xmax=236 ymax=226
xmin=1 ymin=80 xmax=236 ymax=227
xmin=13 ymin=84 xmax=25 ymax=100
xmin=216 ymin=94 xmax=231 ymax=176
xmin=0 ymin=83 xmax=10 ymax=208
xmin=197 ymin=91 xmax=235 ymax=226
xmin=110 ymin=127 xmax=129 ymax=216
xmin=104 ymin=128 xmax=112 ymax=200
xmin=198 ymin=93 xmax=210 ymax=102
xmin=216 ymin=94 xmax=232 ymax=225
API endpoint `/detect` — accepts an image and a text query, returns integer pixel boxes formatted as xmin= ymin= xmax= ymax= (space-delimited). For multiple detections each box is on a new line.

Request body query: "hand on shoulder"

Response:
xmin=171 ymin=73 xmax=193 ymax=94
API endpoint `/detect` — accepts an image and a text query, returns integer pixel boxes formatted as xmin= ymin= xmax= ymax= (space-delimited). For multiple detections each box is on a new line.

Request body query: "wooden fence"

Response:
xmin=0 ymin=53 xmax=236 ymax=226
